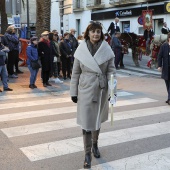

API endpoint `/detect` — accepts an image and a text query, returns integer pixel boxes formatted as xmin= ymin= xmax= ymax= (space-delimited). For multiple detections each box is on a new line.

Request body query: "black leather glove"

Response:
xmin=71 ymin=96 xmax=78 ymax=103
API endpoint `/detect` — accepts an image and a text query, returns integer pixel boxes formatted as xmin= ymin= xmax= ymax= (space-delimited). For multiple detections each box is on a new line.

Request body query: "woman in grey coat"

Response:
xmin=70 ymin=21 xmax=116 ymax=169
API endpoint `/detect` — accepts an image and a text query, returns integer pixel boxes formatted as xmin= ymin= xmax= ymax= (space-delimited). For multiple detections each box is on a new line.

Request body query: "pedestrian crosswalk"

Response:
xmin=79 ymin=147 xmax=170 ymax=170
xmin=0 ymin=89 xmax=170 ymax=169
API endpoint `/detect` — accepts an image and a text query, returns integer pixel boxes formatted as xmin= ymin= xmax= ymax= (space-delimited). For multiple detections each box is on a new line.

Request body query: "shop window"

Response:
xmin=154 ymin=18 xmax=163 ymax=35
xmin=138 ymin=26 xmax=144 ymax=35
xmin=122 ymin=21 xmax=130 ymax=33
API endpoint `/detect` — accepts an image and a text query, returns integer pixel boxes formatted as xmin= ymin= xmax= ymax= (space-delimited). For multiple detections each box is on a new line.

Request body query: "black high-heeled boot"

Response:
xmin=84 ymin=153 xmax=92 ymax=169
xmin=83 ymin=130 xmax=92 ymax=169
xmin=92 ymin=129 xmax=100 ymax=158
xmin=92 ymin=143 xmax=100 ymax=158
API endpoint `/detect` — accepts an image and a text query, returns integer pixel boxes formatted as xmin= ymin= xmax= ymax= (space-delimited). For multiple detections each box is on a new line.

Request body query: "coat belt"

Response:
xmin=82 ymin=72 xmax=106 ymax=102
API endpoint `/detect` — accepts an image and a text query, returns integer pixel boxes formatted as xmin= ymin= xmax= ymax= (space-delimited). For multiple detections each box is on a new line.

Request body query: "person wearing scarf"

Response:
xmin=38 ymin=31 xmax=52 ymax=87
xmin=70 ymin=21 xmax=116 ymax=169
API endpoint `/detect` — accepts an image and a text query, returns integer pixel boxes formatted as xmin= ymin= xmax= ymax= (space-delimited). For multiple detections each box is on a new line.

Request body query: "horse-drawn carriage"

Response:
xmin=106 ymin=32 xmax=167 ymax=69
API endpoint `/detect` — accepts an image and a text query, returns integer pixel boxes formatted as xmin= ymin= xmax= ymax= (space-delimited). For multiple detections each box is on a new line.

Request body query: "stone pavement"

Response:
xmin=1 ymin=66 xmax=70 ymax=94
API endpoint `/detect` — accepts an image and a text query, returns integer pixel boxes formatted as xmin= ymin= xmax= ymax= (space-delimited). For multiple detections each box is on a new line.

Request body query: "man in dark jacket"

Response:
xmin=69 ymin=29 xmax=78 ymax=55
xmin=38 ymin=31 xmax=53 ymax=87
xmin=144 ymin=29 xmax=154 ymax=55
xmin=161 ymin=22 xmax=170 ymax=34
xmin=0 ymin=34 xmax=13 ymax=92
xmin=111 ymin=32 xmax=123 ymax=69
xmin=60 ymin=32 xmax=73 ymax=80
xmin=108 ymin=17 xmax=120 ymax=37
xmin=158 ymin=33 xmax=170 ymax=104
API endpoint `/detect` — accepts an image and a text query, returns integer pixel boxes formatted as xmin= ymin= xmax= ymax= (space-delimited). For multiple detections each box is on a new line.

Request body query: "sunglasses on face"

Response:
xmin=89 ymin=20 xmax=101 ymax=25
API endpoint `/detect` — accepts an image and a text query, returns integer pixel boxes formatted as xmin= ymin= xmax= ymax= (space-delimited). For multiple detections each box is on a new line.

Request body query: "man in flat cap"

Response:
xmin=69 ymin=29 xmax=78 ymax=56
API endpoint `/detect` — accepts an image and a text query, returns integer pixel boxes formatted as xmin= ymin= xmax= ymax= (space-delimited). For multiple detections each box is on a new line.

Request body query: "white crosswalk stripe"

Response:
xmin=0 ymin=90 xmax=169 ymax=169
xmin=2 ymin=104 xmax=168 ymax=138
xmin=79 ymin=147 xmax=170 ymax=170
xmin=20 ymin=121 xmax=170 ymax=161
xmin=0 ymin=97 xmax=157 ymax=110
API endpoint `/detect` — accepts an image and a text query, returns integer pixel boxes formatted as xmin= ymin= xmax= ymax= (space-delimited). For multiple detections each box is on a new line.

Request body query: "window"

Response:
xmin=122 ymin=21 xmax=130 ymax=33
xmin=154 ymin=18 xmax=163 ymax=35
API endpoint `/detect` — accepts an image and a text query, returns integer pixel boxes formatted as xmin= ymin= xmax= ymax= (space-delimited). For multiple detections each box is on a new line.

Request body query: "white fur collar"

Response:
xmin=74 ymin=40 xmax=114 ymax=73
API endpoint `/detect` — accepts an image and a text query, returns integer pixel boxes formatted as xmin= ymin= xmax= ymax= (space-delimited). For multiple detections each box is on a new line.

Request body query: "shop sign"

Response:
xmin=115 ymin=10 xmax=132 ymax=17
xmin=164 ymin=2 xmax=170 ymax=13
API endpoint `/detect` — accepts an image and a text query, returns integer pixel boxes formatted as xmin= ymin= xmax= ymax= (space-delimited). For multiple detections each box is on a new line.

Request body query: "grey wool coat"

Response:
xmin=70 ymin=40 xmax=116 ymax=131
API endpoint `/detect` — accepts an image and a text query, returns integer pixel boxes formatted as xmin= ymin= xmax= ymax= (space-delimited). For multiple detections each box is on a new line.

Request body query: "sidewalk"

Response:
xmin=0 ymin=53 xmax=160 ymax=94
xmin=0 ymin=66 xmax=70 ymax=95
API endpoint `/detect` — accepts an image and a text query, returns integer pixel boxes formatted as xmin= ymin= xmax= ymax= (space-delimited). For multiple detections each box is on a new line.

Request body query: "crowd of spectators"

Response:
xmin=0 ymin=25 xmax=83 ymax=91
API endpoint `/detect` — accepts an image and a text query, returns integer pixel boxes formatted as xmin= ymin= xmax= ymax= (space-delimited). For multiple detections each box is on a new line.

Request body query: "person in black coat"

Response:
xmin=107 ymin=17 xmax=120 ymax=37
xmin=0 ymin=34 xmax=13 ymax=92
xmin=158 ymin=33 xmax=170 ymax=104
xmin=69 ymin=29 xmax=78 ymax=55
xmin=144 ymin=29 xmax=154 ymax=55
xmin=161 ymin=22 xmax=170 ymax=35
xmin=59 ymin=32 xmax=73 ymax=80
xmin=111 ymin=32 xmax=123 ymax=69
xmin=38 ymin=31 xmax=53 ymax=87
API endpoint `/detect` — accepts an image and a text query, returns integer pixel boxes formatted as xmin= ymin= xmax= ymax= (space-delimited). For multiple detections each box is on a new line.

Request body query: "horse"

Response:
xmin=119 ymin=33 xmax=167 ymax=68
xmin=119 ymin=33 xmax=141 ymax=66
xmin=105 ymin=32 xmax=164 ymax=68
xmin=147 ymin=34 xmax=167 ymax=68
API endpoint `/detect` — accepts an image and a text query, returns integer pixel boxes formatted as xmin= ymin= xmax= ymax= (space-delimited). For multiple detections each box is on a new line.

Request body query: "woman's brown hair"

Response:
xmin=84 ymin=21 xmax=105 ymax=41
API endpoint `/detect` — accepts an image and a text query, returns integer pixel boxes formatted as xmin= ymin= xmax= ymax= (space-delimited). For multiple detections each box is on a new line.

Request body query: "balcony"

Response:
xmin=73 ymin=0 xmax=84 ymax=12
xmin=86 ymin=0 xmax=105 ymax=9
xmin=109 ymin=0 xmax=137 ymax=6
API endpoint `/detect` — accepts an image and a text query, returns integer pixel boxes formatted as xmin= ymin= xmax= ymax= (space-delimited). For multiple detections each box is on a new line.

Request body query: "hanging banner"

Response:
xmin=142 ymin=10 xmax=153 ymax=31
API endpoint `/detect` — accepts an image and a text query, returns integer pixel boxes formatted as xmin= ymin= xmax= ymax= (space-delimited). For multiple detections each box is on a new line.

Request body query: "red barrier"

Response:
xmin=19 ymin=38 xmax=30 ymax=66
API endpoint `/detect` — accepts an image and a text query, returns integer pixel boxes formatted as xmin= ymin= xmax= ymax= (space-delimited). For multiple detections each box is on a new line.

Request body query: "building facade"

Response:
xmin=55 ymin=0 xmax=170 ymax=37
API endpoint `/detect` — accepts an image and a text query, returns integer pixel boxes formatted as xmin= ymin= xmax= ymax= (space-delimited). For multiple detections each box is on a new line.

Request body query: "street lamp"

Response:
xmin=26 ymin=0 xmax=30 ymax=39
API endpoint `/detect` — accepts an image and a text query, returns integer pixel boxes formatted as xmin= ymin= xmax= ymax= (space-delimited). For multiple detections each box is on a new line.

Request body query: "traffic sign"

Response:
xmin=138 ymin=16 xmax=143 ymax=25
xmin=12 ymin=15 xmax=21 ymax=28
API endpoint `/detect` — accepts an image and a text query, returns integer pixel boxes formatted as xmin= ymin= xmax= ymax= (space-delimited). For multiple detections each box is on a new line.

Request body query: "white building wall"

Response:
xmin=61 ymin=0 xmax=170 ymax=36
xmin=63 ymin=10 xmax=91 ymax=37
xmin=20 ymin=0 xmax=36 ymax=24
xmin=51 ymin=2 xmax=61 ymax=33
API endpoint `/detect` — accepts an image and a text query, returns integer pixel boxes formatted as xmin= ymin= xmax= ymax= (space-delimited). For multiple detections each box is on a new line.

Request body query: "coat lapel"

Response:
xmin=93 ymin=40 xmax=115 ymax=65
xmin=74 ymin=40 xmax=102 ymax=73
xmin=74 ymin=40 xmax=114 ymax=73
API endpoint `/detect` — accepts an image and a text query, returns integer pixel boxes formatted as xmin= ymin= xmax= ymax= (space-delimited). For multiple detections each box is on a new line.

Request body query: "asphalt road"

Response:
xmin=0 ymin=62 xmax=170 ymax=170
